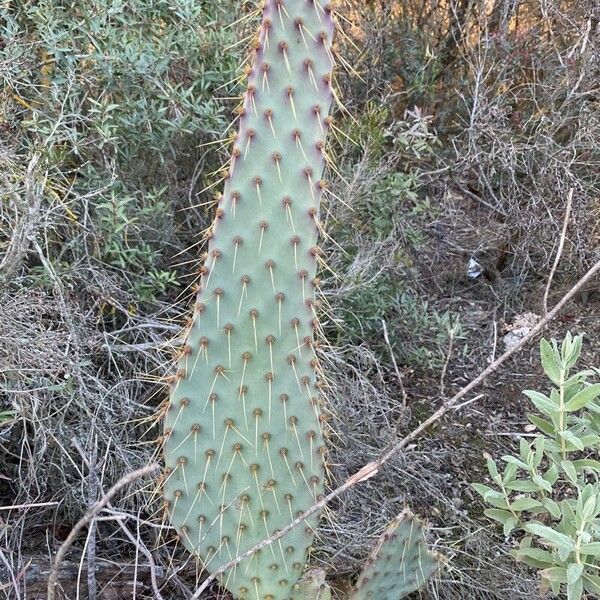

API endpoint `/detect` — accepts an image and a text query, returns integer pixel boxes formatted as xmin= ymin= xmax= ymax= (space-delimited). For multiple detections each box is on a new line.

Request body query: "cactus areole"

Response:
xmin=163 ymin=2 xmax=335 ymax=598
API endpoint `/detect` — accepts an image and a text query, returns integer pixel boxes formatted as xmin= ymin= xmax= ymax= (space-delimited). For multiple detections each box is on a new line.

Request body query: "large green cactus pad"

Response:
xmin=350 ymin=509 xmax=442 ymax=600
xmin=163 ymin=1 xmax=335 ymax=599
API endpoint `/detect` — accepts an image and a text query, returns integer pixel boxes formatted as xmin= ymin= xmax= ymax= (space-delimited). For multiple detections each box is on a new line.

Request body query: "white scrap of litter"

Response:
xmin=467 ymin=257 xmax=483 ymax=279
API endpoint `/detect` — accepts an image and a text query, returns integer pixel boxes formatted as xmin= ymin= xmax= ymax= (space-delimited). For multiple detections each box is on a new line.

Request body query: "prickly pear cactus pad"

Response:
xmin=350 ymin=509 xmax=442 ymax=600
xmin=163 ymin=1 xmax=335 ymax=599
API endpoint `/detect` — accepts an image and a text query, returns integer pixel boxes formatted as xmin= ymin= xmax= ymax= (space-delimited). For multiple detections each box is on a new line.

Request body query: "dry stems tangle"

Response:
xmin=0 ymin=153 xmax=43 ymax=279
xmin=450 ymin=0 xmax=600 ymax=280
xmin=47 ymin=463 xmax=160 ymax=600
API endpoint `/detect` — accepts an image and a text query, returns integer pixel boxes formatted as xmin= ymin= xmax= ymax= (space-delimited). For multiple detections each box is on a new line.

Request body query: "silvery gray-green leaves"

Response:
xmin=473 ymin=333 xmax=600 ymax=600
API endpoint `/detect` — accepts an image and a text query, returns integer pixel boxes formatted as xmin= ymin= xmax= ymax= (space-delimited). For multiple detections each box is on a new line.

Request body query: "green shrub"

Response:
xmin=330 ymin=110 xmax=455 ymax=372
xmin=1 ymin=0 xmax=242 ymax=300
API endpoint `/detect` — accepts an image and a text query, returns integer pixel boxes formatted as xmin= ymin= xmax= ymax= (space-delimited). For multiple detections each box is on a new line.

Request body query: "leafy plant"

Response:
xmin=329 ymin=103 xmax=454 ymax=373
xmin=0 ymin=411 xmax=15 ymax=425
xmin=1 ymin=0 xmax=241 ymax=298
xmin=474 ymin=333 xmax=600 ymax=599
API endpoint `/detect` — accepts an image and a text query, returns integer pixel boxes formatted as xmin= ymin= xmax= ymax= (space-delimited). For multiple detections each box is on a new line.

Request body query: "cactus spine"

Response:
xmin=163 ymin=1 xmax=335 ymax=599
xmin=350 ymin=509 xmax=442 ymax=600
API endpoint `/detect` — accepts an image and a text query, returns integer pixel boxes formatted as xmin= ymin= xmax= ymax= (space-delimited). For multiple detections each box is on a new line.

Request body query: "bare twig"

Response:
xmin=113 ymin=515 xmax=167 ymax=600
xmin=85 ymin=440 xmax=98 ymax=600
xmin=381 ymin=319 xmax=407 ymax=407
xmin=0 ymin=501 xmax=59 ymax=511
xmin=47 ymin=463 xmax=160 ymax=600
xmin=543 ymin=188 xmax=573 ymax=316
xmin=439 ymin=319 xmax=458 ymax=397
xmin=0 ymin=549 xmax=22 ymax=600
xmin=190 ymin=259 xmax=600 ymax=600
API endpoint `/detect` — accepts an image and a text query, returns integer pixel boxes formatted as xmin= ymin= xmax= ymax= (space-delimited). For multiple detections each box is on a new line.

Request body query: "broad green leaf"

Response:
xmin=524 ymin=390 xmax=556 ymax=415
xmin=583 ymin=574 xmax=600 ymax=594
xmin=519 ymin=437 xmax=530 ymax=460
xmin=540 ymin=566 xmax=569 ymax=583
xmin=471 ymin=483 xmax=495 ymax=498
xmin=561 ymin=332 xmax=573 ymax=359
xmin=534 ymin=436 xmax=545 ymax=467
xmin=484 ymin=509 xmax=518 ymax=534
xmin=567 ymin=563 xmax=584 ymax=585
xmin=580 ymin=434 xmax=600 ymax=447
xmin=565 ymin=384 xmax=600 ymax=411
xmin=579 ymin=483 xmax=595 ymax=507
xmin=485 ymin=455 xmax=501 ymax=484
xmin=582 ymin=495 xmax=598 ymax=520
xmin=564 ymin=379 xmax=583 ymax=402
xmin=484 ymin=508 xmax=514 ymax=525
xmin=580 ymin=542 xmax=600 ymax=556
xmin=511 ymin=497 xmax=543 ymax=511
xmin=573 ymin=459 xmax=600 ymax=471
xmin=559 ymin=544 xmax=574 ymax=562
xmin=506 ymin=480 xmax=541 ymax=493
xmin=519 ymin=535 xmax=534 ymax=549
xmin=528 ymin=414 xmax=556 ymax=436
xmin=564 ymin=335 xmax=583 ymax=369
xmin=562 ymin=499 xmax=577 ymax=527
xmin=510 ymin=551 xmax=554 ymax=569
xmin=483 ymin=491 xmax=510 ymax=510
xmin=561 ymin=460 xmax=578 ymax=484
xmin=503 ymin=516 xmax=518 ymax=536
xmin=550 ymin=579 xmax=561 ymax=595
xmin=501 ymin=455 xmax=529 ymax=470
xmin=544 ymin=439 xmax=562 ymax=456
xmin=586 ymin=403 xmax=600 ymax=414
xmin=514 ymin=547 xmax=554 ymax=563
xmin=514 ymin=555 xmax=554 ymax=569
xmin=567 ymin=575 xmax=584 ymax=600
xmin=544 ymin=463 xmax=559 ymax=486
xmin=565 ymin=371 xmax=595 ymax=388
xmin=533 ymin=473 xmax=553 ymax=493
xmin=540 ymin=338 xmax=562 ymax=385
xmin=581 ymin=532 xmax=592 ymax=544
xmin=503 ymin=461 xmax=518 ymax=484
xmin=525 ymin=523 xmax=575 ymax=551
xmin=542 ymin=498 xmax=561 ymax=519
xmin=560 ymin=430 xmax=585 ymax=451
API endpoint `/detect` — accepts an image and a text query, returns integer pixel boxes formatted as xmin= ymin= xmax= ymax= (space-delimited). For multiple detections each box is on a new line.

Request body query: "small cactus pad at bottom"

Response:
xmin=290 ymin=569 xmax=331 ymax=600
xmin=350 ymin=509 xmax=442 ymax=600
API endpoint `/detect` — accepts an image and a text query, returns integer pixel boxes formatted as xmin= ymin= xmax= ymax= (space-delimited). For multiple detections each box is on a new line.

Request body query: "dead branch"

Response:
xmin=5 ymin=557 xmax=165 ymax=600
xmin=0 ymin=153 xmax=42 ymax=279
xmin=47 ymin=463 xmax=159 ymax=600
xmin=543 ymin=188 xmax=573 ymax=316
